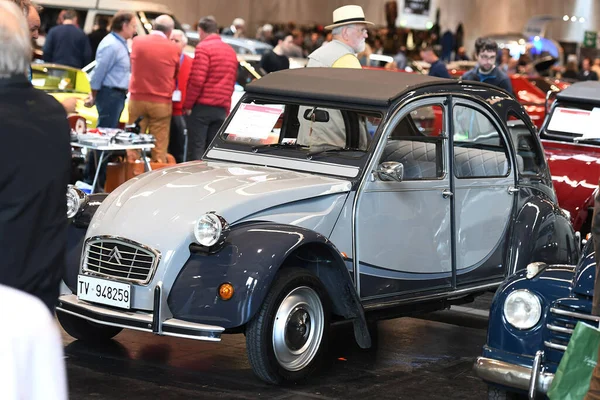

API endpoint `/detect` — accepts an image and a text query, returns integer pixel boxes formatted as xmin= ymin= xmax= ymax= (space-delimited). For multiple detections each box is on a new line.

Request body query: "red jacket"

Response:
xmin=183 ymin=34 xmax=238 ymax=111
xmin=172 ymin=54 xmax=193 ymax=116
xmin=129 ymin=32 xmax=180 ymax=103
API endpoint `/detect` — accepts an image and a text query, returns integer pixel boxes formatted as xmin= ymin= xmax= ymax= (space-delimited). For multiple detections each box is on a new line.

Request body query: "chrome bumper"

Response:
xmin=56 ymin=294 xmax=225 ymax=342
xmin=474 ymin=353 xmax=554 ymax=397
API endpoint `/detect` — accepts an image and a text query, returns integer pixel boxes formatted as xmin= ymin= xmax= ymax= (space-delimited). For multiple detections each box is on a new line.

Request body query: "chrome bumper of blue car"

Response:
xmin=474 ymin=352 xmax=554 ymax=397
xmin=56 ymin=293 xmax=225 ymax=342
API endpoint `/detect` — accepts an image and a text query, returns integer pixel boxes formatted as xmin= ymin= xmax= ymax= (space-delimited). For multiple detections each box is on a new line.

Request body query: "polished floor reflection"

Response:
xmin=62 ymin=304 xmax=491 ymax=400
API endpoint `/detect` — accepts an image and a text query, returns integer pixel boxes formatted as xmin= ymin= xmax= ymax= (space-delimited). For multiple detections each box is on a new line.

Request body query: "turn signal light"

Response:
xmin=218 ymin=283 xmax=234 ymax=300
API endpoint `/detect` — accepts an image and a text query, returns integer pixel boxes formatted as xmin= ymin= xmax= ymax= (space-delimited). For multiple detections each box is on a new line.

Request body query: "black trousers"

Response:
xmin=186 ymin=104 xmax=226 ymax=161
xmin=169 ymin=115 xmax=187 ymax=163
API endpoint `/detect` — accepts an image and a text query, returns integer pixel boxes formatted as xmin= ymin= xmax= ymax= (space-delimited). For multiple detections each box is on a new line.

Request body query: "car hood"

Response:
xmin=573 ymin=240 xmax=596 ymax=298
xmin=88 ymin=161 xmax=352 ymax=248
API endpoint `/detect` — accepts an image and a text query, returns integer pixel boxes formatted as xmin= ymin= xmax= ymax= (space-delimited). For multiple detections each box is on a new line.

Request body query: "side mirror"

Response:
xmin=375 ymin=161 xmax=404 ymax=182
xmin=303 ymin=108 xmax=330 ymax=123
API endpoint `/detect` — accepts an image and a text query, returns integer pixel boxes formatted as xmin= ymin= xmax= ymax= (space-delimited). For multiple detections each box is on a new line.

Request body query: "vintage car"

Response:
xmin=56 ymin=68 xmax=578 ymax=384
xmin=539 ymin=81 xmax=600 ymax=237
xmin=475 ymin=239 xmax=596 ymax=399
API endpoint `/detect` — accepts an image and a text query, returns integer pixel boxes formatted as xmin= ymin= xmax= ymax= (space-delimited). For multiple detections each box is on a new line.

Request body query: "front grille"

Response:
xmin=83 ymin=237 xmax=160 ymax=284
xmin=544 ymin=305 xmax=599 ymax=353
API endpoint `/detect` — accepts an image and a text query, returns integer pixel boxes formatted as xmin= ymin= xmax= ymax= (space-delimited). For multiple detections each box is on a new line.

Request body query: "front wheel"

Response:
xmin=57 ymin=311 xmax=122 ymax=342
xmin=246 ymin=267 xmax=330 ymax=384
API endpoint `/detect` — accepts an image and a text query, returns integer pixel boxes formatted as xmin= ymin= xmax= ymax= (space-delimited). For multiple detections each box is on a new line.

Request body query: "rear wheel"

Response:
xmin=246 ymin=267 xmax=330 ymax=384
xmin=57 ymin=312 xmax=122 ymax=341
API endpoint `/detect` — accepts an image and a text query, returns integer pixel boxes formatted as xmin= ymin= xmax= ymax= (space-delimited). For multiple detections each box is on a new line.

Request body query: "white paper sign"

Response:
xmin=547 ymin=107 xmax=592 ymax=136
xmin=225 ymin=103 xmax=283 ymax=139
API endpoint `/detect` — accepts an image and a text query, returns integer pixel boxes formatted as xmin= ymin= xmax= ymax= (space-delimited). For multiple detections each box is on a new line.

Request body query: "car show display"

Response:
xmin=55 ymin=68 xmax=579 ymax=384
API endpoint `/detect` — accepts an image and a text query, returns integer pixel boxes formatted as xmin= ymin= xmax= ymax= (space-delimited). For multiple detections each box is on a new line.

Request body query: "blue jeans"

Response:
xmin=96 ymin=86 xmax=126 ymax=128
xmin=85 ymin=87 xmax=127 ymax=187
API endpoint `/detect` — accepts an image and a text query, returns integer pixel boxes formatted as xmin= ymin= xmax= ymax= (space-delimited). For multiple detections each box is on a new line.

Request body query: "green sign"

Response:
xmin=584 ymin=31 xmax=597 ymax=48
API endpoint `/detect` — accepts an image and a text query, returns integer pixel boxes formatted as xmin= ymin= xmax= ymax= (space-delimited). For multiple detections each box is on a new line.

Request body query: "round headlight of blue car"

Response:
xmin=503 ymin=289 xmax=542 ymax=330
xmin=66 ymin=185 xmax=88 ymax=219
xmin=194 ymin=213 xmax=228 ymax=247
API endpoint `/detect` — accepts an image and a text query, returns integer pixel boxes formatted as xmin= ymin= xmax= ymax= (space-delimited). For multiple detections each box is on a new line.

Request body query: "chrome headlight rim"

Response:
xmin=193 ymin=213 xmax=229 ymax=248
xmin=503 ymin=289 xmax=543 ymax=331
xmin=66 ymin=185 xmax=88 ymax=219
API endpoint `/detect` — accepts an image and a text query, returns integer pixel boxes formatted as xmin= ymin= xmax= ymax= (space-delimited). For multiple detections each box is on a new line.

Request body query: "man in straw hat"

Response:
xmin=307 ymin=5 xmax=373 ymax=68
xmin=297 ymin=5 xmax=373 ymax=150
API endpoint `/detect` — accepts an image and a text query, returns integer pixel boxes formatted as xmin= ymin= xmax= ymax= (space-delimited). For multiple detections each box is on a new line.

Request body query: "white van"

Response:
xmin=34 ymin=0 xmax=185 ymax=38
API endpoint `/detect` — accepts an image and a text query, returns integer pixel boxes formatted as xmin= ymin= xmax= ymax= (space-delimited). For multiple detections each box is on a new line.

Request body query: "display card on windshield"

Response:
xmin=225 ymin=104 xmax=283 ymax=140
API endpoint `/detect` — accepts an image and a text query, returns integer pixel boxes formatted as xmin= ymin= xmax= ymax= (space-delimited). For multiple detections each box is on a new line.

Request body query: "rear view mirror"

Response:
xmin=375 ymin=161 xmax=404 ymax=182
xmin=303 ymin=108 xmax=330 ymax=123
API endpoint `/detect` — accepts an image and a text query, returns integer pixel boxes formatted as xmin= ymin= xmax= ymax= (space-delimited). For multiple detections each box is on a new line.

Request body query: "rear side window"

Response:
xmin=507 ymin=112 xmax=545 ymax=176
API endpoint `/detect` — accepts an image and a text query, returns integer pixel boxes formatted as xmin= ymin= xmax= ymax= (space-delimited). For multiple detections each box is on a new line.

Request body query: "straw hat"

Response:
xmin=325 ymin=5 xmax=374 ymax=30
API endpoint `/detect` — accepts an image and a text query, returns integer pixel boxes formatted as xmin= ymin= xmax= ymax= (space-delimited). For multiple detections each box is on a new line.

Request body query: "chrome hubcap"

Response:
xmin=272 ymin=286 xmax=324 ymax=372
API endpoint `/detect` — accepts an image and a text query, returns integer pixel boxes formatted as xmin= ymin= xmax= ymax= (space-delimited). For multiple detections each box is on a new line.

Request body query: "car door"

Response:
xmin=356 ymin=98 xmax=452 ymax=300
xmin=450 ymin=99 xmax=517 ymax=285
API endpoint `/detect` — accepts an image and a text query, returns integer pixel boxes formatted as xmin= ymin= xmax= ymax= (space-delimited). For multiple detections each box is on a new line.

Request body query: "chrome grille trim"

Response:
xmin=544 ymin=341 xmax=567 ymax=352
xmin=82 ymin=236 xmax=161 ymax=285
xmin=549 ymin=307 xmax=600 ymax=323
xmin=546 ymin=323 xmax=573 ymax=335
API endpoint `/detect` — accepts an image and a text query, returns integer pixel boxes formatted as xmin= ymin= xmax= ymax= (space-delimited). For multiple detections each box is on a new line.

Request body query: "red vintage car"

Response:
xmin=540 ymin=81 xmax=600 ymax=235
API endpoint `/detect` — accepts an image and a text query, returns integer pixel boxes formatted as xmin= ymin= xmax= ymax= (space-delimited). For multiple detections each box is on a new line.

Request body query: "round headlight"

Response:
xmin=66 ymin=185 xmax=88 ymax=219
xmin=194 ymin=213 xmax=226 ymax=247
xmin=503 ymin=289 xmax=542 ymax=330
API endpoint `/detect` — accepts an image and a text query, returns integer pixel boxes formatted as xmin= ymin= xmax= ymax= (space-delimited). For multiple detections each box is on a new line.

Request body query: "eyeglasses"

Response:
xmin=478 ymin=54 xmax=496 ymax=61
xmin=347 ymin=26 xmax=368 ymax=34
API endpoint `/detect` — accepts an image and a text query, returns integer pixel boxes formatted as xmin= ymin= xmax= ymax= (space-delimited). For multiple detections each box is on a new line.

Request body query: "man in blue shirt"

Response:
xmin=85 ymin=11 xmax=136 ymax=128
xmin=462 ymin=37 xmax=513 ymax=95
xmin=42 ymin=9 xmax=91 ymax=68
xmin=420 ymin=47 xmax=450 ymax=79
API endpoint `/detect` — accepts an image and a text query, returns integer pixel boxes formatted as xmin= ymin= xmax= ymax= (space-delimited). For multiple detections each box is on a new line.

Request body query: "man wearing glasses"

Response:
xmin=462 ymin=37 xmax=513 ymax=95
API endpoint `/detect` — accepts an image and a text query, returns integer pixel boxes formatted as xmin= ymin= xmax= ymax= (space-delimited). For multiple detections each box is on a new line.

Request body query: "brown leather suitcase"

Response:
xmin=104 ymin=154 xmax=176 ymax=193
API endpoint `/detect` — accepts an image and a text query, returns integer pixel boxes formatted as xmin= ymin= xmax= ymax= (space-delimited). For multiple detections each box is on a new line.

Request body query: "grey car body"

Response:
xmin=58 ymin=68 xmax=578 ymax=385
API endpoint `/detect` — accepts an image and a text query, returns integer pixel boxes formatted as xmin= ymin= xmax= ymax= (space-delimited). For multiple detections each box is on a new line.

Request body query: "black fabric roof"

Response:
xmin=245 ymin=68 xmax=452 ymax=106
xmin=557 ymin=81 xmax=600 ymax=105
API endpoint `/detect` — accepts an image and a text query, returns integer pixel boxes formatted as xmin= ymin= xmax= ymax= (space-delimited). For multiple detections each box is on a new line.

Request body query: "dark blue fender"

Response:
xmin=168 ymin=222 xmax=371 ymax=347
xmin=64 ymin=193 xmax=108 ymax=292
xmin=508 ymin=188 xmax=579 ymax=275
xmin=485 ymin=264 xmax=574 ymax=366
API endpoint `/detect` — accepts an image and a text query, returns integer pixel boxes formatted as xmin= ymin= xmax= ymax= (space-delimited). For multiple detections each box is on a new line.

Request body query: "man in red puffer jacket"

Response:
xmin=183 ymin=16 xmax=238 ymax=161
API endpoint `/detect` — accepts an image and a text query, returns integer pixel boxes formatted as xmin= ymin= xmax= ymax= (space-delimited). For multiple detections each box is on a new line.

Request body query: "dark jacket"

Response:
xmin=462 ymin=66 xmax=513 ymax=95
xmin=0 ymin=75 xmax=71 ymax=310
xmin=428 ymin=60 xmax=451 ymax=78
xmin=88 ymin=28 xmax=109 ymax=59
xmin=43 ymin=24 xmax=92 ymax=68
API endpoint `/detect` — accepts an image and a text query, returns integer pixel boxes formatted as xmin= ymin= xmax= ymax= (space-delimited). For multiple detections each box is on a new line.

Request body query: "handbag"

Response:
xmin=548 ymin=321 xmax=600 ymax=400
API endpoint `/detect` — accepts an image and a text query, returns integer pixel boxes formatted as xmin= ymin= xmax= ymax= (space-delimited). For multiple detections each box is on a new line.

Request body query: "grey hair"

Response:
xmin=0 ymin=1 xmax=31 ymax=78
xmin=171 ymin=29 xmax=188 ymax=45
xmin=331 ymin=26 xmax=343 ymax=36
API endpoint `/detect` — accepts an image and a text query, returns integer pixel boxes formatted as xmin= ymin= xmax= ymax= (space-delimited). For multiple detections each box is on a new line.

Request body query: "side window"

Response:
xmin=506 ymin=112 xmax=545 ymax=175
xmin=452 ymin=105 xmax=510 ymax=178
xmin=379 ymin=104 xmax=445 ymax=180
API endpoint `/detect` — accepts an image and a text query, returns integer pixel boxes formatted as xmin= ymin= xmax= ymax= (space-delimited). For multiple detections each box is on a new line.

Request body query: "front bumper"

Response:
xmin=56 ymin=291 xmax=225 ymax=342
xmin=474 ymin=354 xmax=554 ymax=396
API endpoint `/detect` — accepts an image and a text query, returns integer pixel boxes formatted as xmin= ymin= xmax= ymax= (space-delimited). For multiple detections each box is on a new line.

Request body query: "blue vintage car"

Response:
xmin=475 ymin=239 xmax=596 ymax=399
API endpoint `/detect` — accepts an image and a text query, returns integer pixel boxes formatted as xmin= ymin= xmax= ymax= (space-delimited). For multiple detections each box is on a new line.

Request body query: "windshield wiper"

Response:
xmin=306 ymin=146 xmax=364 ymax=159
xmin=251 ymin=143 xmax=309 ymax=152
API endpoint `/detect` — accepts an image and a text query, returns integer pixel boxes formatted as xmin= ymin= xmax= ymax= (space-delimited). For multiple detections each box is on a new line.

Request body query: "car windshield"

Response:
xmin=545 ymin=104 xmax=600 ymax=142
xmin=207 ymin=97 xmax=383 ymax=174
xmin=31 ymin=65 xmax=88 ymax=93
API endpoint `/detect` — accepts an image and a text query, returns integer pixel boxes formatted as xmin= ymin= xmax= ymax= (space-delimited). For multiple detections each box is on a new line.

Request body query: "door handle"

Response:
xmin=442 ymin=189 xmax=453 ymax=199
xmin=508 ymin=186 xmax=520 ymax=195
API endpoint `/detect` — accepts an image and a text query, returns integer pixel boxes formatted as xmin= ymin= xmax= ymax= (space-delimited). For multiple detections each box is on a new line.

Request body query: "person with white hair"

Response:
xmin=169 ymin=29 xmax=193 ymax=162
xmin=128 ymin=14 xmax=181 ymax=163
xmin=222 ymin=16 xmax=246 ymax=38
xmin=0 ymin=9 xmax=70 ymax=397
xmin=297 ymin=5 xmax=373 ymax=150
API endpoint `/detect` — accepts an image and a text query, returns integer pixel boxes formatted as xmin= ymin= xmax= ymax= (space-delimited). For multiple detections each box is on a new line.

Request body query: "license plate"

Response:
xmin=77 ymin=275 xmax=131 ymax=309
